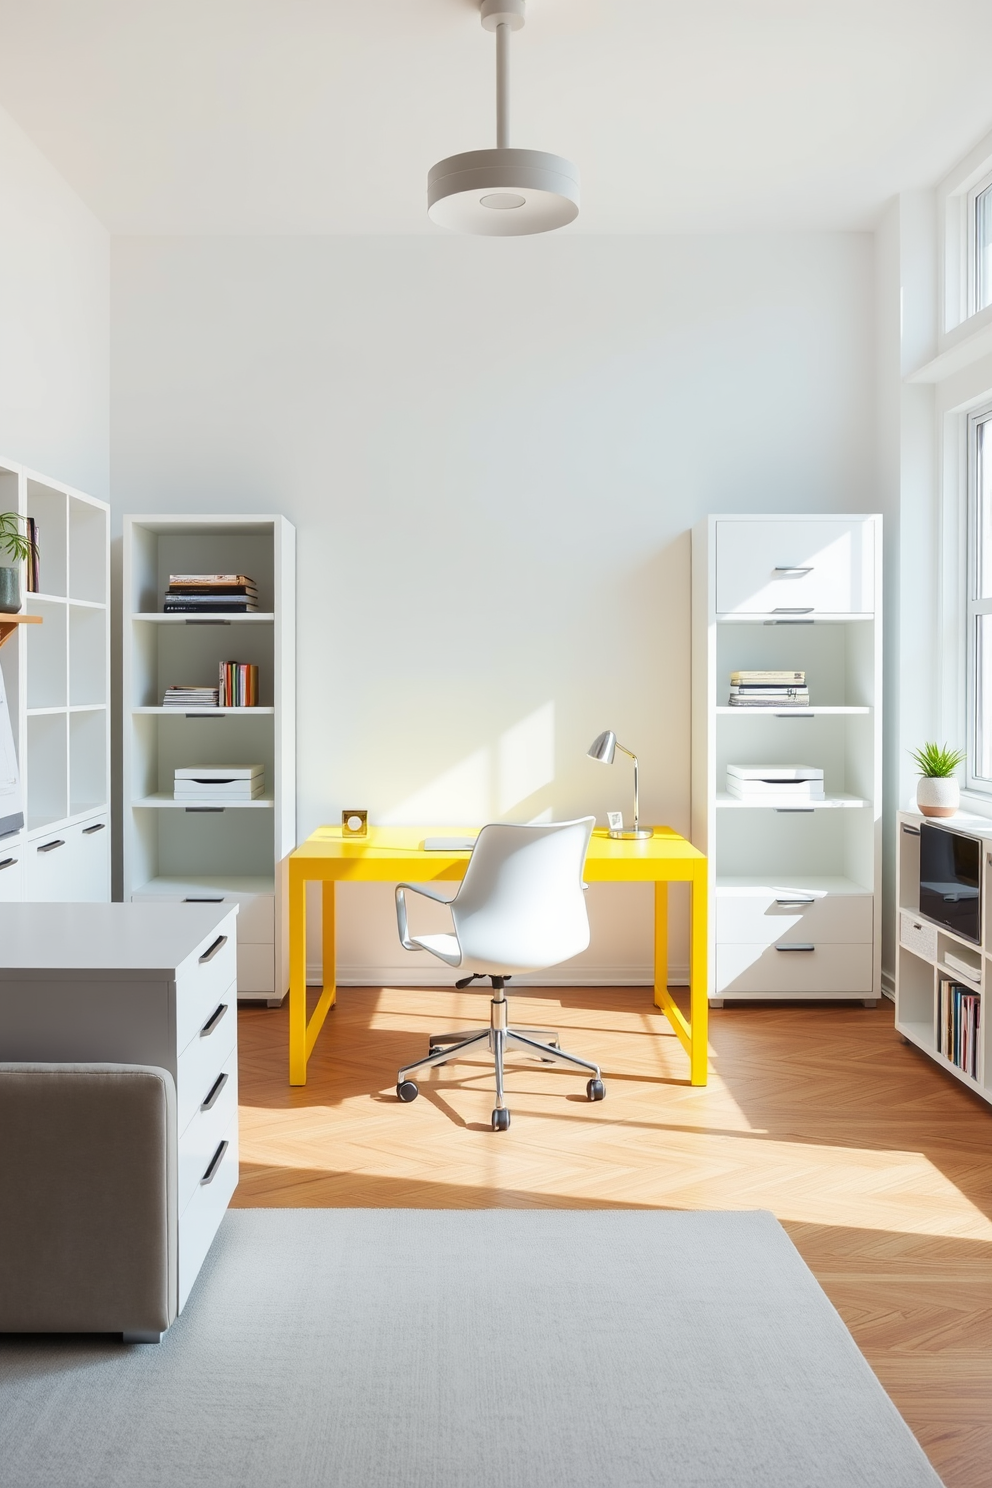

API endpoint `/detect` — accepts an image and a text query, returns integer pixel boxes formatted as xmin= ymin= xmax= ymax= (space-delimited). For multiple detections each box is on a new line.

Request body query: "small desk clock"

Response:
xmin=341 ymin=809 xmax=368 ymax=838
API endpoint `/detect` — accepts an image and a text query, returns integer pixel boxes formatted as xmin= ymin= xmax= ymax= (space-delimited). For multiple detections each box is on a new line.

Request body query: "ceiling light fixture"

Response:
xmin=427 ymin=0 xmax=579 ymax=237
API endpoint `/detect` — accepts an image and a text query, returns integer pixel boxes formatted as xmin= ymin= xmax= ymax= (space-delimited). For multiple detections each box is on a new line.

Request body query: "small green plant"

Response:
xmin=0 ymin=512 xmax=36 ymax=565
xmin=910 ymin=741 xmax=966 ymax=778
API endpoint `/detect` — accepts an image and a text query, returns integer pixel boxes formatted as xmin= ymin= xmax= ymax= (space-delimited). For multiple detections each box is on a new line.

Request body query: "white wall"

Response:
xmin=111 ymin=233 xmax=877 ymax=983
xmin=0 ymin=103 xmax=109 ymax=496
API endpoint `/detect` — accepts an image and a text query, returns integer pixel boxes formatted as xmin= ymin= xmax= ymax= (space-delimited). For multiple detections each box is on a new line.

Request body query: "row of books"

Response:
xmin=938 ymin=979 xmax=981 ymax=1082
xmin=173 ymin=765 xmax=264 ymax=801
xmin=726 ymin=765 xmax=824 ymax=800
xmin=729 ymin=670 xmax=809 ymax=708
xmin=162 ymin=662 xmax=260 ymax=709
xmin=163 ymin=574 xmax=259 ymax=614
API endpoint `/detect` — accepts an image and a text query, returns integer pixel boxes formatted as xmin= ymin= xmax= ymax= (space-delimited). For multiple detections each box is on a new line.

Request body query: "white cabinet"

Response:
xmin=0 ymin=902 xmax=239 ymax=1316
xmin=0 ymin=849 xmax=24 ymax=901
xmin=122 ymin=517 xmax=295 ymax=1004
xmin=715 ymin=518 xmax=875 ymax=615
xmin=0 ymin=454 xmax=110 ymax=904
xmin=692 ymin=514 xmax=882 ymax=1005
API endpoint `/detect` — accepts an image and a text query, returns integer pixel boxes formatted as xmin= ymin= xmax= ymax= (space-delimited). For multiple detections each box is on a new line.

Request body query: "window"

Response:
xmin=969 ymin=172 xmax=992 ymax=318
xmin=968 ymin=406 xmax=992 ymax=787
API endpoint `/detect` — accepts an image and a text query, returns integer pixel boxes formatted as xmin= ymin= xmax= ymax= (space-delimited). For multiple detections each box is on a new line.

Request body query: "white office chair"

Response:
xmin=394 ymin=817 xmax=604 ymax=1132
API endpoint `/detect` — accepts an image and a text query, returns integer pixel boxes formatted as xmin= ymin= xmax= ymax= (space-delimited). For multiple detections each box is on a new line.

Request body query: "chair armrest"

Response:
xmin=395 ymin=882 xmax=456 ymax=951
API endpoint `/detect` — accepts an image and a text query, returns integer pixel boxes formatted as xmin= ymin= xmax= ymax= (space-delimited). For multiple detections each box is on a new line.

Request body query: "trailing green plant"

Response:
xmin=0 ymin=512 xmax=36 ymax=565
xmin=909 ymin=741 xmax=966 ymax=778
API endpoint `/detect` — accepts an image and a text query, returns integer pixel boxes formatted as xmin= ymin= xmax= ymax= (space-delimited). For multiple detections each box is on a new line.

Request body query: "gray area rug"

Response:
xmin=0 ymin=1209 xmax=941 ymax=1488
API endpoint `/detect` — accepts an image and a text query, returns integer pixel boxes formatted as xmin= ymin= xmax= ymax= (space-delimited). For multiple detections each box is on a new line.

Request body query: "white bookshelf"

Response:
xmin=0 ymin=456 xmax=110 ymax=901
xmin=122 ymin=516 xmax=296 ymax=1004
xmin=691 ymin=514 xmax=882 ymax=1006
xmin=895 ymin=811 xmax=992 ymax=1104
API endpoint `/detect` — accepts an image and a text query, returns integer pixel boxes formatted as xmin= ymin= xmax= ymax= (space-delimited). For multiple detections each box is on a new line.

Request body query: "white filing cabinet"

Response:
xmin=0 ymin=902 xmax=238 ymax=1313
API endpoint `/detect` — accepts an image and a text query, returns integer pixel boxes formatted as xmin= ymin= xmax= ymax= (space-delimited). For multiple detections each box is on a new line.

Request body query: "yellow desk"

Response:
xmin=288 ymin=824 xmax=708 ymax=1088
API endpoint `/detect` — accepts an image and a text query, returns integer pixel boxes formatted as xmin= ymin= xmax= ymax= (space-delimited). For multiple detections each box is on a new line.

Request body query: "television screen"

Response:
xmin=919 ymin=824 xmax=982 ymax=944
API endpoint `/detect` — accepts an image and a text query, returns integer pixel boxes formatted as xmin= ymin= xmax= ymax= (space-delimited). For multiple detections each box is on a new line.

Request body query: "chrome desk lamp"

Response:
xmin=587 ymin=732 xmax=653 ymax=839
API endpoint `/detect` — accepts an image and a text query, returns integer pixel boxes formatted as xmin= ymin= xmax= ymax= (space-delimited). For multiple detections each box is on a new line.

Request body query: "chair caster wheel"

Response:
xmin=586 ymin=1079 xmax=605 ymax=1102
xmin=397 ymin=1081 xmax=419 ymax=1102
xmin=492 ymin=1108 xmax=511 ymax=1132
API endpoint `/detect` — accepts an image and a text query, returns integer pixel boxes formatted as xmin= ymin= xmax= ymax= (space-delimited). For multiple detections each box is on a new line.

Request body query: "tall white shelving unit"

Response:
xmin=0 ymin=456 xmax=110 ymax=901
xmin=122 ymin=516 xmax=296 ymax=1003
xmin=691 ymin=514 xmax=882 ymax=1006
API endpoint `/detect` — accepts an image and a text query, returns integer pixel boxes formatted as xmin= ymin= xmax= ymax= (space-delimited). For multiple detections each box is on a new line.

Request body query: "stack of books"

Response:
xmin=729 ymin=670 xmax=808 ymax=707
xmin=174 ymin=765 xmax=265 ymax=801
xmin=219 ymin=661 xmax=259 ymax=708
xmin=938 ymin=979 xmax=981 ymax=1081
xmin=163 ymin=575 xmax=259 ymax=614
xmin=162 ymin=685 xmax=220 ymax=709
xmin=726 ymin=765 xmax=825 ymax=801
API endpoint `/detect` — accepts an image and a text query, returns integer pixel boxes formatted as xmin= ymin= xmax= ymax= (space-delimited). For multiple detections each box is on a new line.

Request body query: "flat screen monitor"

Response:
xmin=919 ymin=823 xmax=982 ymax=944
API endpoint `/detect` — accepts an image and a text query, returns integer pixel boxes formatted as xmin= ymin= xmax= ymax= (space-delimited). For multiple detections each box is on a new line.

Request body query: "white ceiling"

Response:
xmin=0 ymin=0 xmax=991 ymax=235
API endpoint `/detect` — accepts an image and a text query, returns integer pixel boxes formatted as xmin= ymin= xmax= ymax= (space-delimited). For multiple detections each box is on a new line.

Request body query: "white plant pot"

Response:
xmin=917 ymin=776 xmax=960 ymax=818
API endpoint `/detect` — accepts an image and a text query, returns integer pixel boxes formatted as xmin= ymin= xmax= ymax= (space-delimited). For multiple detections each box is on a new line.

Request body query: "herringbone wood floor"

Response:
xmin=235 ymin=986 xmax=992 ymax=1488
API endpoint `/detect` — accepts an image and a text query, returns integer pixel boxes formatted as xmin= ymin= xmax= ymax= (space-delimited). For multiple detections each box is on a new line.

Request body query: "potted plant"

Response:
xmin=0 ymin=513 xmax=36 ymax=614
xmin=910 ymin=741 xmax=966 ymax=818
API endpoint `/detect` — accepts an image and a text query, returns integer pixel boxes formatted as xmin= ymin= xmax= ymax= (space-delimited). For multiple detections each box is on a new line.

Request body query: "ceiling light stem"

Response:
xmin=496 ymin=21 xmax=510 ymax=148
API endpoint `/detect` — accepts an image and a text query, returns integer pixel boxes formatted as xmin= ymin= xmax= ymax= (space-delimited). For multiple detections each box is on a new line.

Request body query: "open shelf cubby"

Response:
xmin=123 ymin=515 xmax=296 ymax=1002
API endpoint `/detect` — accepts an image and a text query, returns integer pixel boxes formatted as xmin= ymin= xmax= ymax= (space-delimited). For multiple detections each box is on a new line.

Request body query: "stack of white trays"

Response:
xmin=726 ymin=765 xmax=825 ymax=803
xmin=174 ymin=766 xmax=264 ymax=802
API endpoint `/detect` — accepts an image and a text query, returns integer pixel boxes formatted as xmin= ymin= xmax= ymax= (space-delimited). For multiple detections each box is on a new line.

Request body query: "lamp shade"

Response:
xmin=587 ymin=731 xmax=617 ymax=765
xmin=427 ymin=149 xmax=579 ymax=237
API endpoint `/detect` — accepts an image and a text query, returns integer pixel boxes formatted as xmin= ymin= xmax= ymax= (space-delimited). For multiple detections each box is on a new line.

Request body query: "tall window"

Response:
xmin=969 ymin=406 xmax=992 ymax=786
xmin=970 ymin=175 xmax=992 ymax=316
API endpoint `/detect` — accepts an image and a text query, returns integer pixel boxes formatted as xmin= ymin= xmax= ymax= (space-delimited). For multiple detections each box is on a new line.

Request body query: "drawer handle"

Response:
xmin=184 ymin=618 xmax=231 ymax=626
xmin=185 ymin=713 xmax=223 ymax=718
xmin=200 ymin=1002 xmax=229 ymax=1037
xmin=772 ymin=607 xmax=815 ymax=614
xmin=775 ymin=712 xmax=814 ymax=718
xmin=186 ymin=896 xmax=225 ymax=903
xmin=201 ymin=1140 xmax=228 ymax=1185
xmin=774 ymin=566 xmax=813 ymax=574
xmin=37 ymin=839 xmax=65 ymax=853
xmin=775 ymin=808 xmax=814 ymax=813
xmin=912 ymin=922 xmax=923 ymax=931
xmin=82 ymin=822 xmax=105 ymax=835
xmin=902 ymin=824 xmax=921 ymax=837
xmin=776 ymin=943 xmax=815 ymax=952
xmin=186 ymin=807 xmax=225 ymax=813
xmin=0 ymin=856 xmax=16 ymax=871
xmin=775 ymin=897 xmax=814 ymax=906
xmin=201 ymin=1071 xmax=229 ymax=1112
xmin=199 ymin=934 xmax=228 ymax=964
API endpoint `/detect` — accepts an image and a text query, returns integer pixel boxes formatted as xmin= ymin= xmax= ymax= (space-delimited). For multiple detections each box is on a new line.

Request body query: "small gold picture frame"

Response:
xmin=341 ymin=809 xmax=368 ymax=838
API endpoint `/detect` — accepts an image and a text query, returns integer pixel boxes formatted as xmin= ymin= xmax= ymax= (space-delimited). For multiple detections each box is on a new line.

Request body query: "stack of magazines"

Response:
xmin=729 ymin=670 xmax=808 ymax=707
xmin=163 ymin=575 xmax=259 ymax=614
xmin=162 ymin=685 xmax=220 ymax=708
xmin=938 ymin=979 xmax=981 ymax=1081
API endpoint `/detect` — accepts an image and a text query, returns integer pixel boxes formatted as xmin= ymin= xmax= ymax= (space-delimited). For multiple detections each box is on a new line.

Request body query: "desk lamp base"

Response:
xmin=609 ymin=827 xmax=654 ymax=840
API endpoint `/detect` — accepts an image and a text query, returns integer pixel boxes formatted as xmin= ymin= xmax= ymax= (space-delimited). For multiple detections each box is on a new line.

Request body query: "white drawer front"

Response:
xmin=0 ymin=849 xmax=24 ymax=901
xmin=176 ymin=999 xmax=236 ymax=1133
xmin=25 ymin=832 xmax=73 ymax=901
xmin=133 ymin=888 xmax=272 ymax=944
xmin=68 ymin=817 xmax=110 ymax=902
xmin=178 ymin=1118 xmax=238 ymax=1312
xmin=717 ymin=891 xmax=873 ymax=947
xmin=717 ymin=942 xmax=873 ymax=995
xmin=715 ymin=519 xmax=874 ymax=615
xmin=178 ymin=1053 xmax=238 ymax=1215
xmin=238 ymin=942 xmax=274 ymax=993
xmin=174 ymin=919 xmax=238 ymax=1052
xmin=900 ymin=911 xmax=938 ymax=962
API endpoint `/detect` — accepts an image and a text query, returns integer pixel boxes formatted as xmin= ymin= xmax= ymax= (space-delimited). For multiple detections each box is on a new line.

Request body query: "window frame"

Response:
xmin=966 ymin=403 xmax=992 ymax=792
xmin=967 ymin=169 xmax=992 ymax=320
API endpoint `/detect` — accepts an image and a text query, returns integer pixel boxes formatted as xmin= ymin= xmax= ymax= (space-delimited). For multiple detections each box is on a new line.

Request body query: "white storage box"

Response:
xmin=174 ymin=766 xmax=264 ymax=801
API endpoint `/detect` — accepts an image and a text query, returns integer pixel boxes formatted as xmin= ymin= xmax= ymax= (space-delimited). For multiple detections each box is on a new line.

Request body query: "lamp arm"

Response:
xmin=614 ymin=742 xmax=640 ymax=832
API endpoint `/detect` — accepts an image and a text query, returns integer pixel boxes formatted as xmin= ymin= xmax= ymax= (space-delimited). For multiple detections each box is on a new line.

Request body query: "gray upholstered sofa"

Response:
xmin=0 ymin=1063 xmax=178 ymax=1342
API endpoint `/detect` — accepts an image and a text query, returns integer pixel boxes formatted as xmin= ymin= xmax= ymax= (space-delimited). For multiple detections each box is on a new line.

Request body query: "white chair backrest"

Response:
xmin=450 ymin=818 xmax=594 ymax=973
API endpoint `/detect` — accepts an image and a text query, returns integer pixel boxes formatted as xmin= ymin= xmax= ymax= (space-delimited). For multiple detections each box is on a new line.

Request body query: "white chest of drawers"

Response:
xmin=0 ymin=902 xmax=239 ymax=1313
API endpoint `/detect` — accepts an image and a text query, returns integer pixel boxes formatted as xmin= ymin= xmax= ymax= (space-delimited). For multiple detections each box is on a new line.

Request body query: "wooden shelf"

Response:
xmin=0 ymin=613 xmax=41 ymax=647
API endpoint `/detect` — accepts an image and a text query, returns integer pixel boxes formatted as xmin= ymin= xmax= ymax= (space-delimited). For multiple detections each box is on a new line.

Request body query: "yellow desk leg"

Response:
xmin=653 ymin=881 xmax=669 ymax=1011
xmin=689 ymin=863 xmax=709 ymax=1086
xmin=322 ymin=880 xmax=337 ymax=1014
xmin=289 ymin=862 xmax=308 ymax=1085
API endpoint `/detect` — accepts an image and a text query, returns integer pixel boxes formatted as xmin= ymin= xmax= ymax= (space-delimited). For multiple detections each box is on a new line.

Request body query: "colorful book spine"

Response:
xmin=218 ymin=661 xmax=259 ymax=708
xmin=938 ymin=979 xmax=982 ymax=1081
